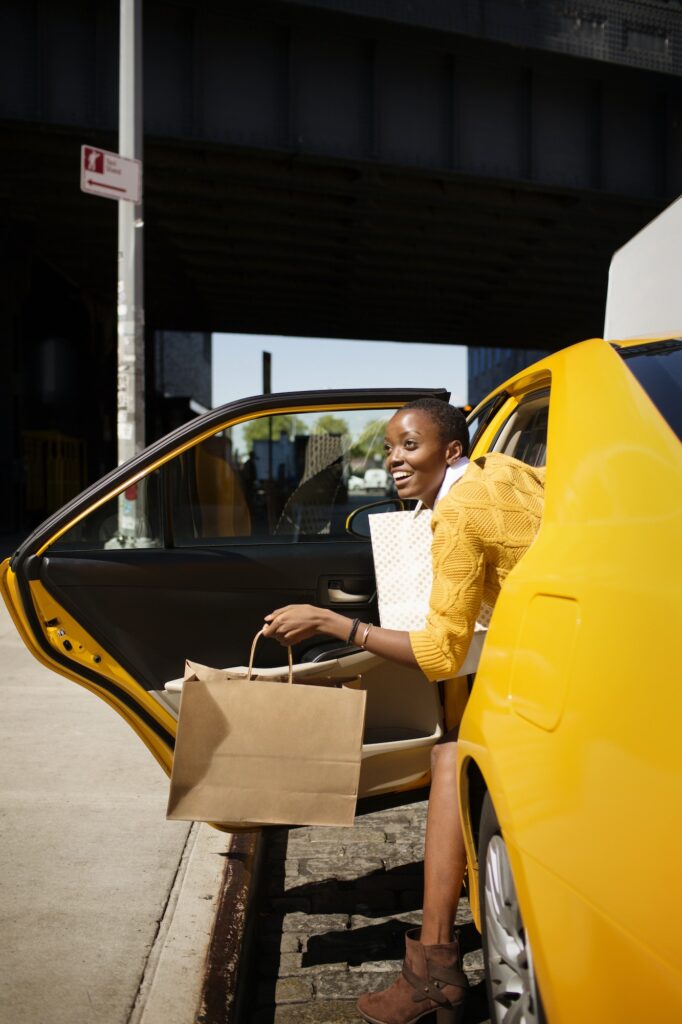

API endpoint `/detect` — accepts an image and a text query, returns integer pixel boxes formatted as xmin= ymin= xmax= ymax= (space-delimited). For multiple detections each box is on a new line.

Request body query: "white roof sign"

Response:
xmin=604 ymin=194 xmax=682 ymax=341
xmin=80 ymin=146 xmax=142 ymax=203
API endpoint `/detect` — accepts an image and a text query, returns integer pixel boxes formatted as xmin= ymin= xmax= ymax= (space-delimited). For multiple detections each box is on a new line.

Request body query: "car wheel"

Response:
xmin=479 ymin=793 xmax=546 ymax=1024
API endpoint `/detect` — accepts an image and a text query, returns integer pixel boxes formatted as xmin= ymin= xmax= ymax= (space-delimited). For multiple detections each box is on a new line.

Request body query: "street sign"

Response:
xmin=80 ymin=145 xmax=142 ymax=203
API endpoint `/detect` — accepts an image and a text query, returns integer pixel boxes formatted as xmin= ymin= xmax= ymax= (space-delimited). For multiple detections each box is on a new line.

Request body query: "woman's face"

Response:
xmin=384 ymin=408 xmax=462 ymax=508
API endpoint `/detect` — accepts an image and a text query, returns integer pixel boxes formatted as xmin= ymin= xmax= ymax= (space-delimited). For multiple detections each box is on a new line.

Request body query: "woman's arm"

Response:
xmin=262 ymin=605 xmax=419 ymax=669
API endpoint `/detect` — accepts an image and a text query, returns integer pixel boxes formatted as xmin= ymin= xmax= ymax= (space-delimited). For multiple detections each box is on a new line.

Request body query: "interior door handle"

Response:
xmin=327 ymin=587 xmax=371 ymax=603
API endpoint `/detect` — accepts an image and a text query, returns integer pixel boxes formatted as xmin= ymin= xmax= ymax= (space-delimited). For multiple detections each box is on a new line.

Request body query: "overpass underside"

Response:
xmin=3 ymin=0 xmax=682 ymax=350
xmin=3 ymin=120 xmax=667 ymax=348
xmin=2 ymin=0 xmax=682 ymax=532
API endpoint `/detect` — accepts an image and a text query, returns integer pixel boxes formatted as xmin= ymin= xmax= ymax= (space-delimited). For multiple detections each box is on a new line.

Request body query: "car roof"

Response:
xmin=467 ymin=334 xmax=679 ymax=418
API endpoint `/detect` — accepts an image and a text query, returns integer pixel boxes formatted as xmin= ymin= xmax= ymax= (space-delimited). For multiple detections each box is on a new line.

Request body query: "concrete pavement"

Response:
xmin=0 ymin=596 xmax=231 ymax=1024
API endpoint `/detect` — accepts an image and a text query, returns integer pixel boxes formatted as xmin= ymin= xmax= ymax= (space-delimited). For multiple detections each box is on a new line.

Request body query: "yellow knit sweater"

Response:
xmin=409 ymin=453 xmax=545 ymax=681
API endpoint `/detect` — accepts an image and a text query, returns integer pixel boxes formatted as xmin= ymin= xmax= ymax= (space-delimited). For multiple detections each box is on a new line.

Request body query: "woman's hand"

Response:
xmin=263 ymin=605 xmax=419 ymax=671
xmin=263 ymin=604 xmax=328 ymax=645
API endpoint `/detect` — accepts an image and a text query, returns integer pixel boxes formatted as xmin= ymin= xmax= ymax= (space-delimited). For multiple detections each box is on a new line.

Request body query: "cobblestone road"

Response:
xmin=249 ymin=799 xmax=491 ymax=1024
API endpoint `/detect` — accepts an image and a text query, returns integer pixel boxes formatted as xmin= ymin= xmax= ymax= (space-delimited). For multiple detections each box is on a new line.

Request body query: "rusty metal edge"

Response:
xmin=197 ymin=829 xmax=265 ymax=1024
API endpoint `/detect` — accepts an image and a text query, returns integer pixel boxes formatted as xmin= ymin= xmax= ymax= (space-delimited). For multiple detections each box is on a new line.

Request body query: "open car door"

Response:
xmin=2 ymin=387 xmax=457 ymax=804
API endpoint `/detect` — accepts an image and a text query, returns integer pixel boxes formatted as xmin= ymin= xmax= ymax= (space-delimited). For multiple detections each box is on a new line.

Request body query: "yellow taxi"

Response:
xmin=458 ymin=335 xmax=682 ymax=1022
xmin=2 ymin=337 xmax=680 ymax=1023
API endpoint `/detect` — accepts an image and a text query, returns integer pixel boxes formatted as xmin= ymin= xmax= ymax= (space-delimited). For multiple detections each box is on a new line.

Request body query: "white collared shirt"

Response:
xmin=433 ymin=456 xmax=470 ymax=507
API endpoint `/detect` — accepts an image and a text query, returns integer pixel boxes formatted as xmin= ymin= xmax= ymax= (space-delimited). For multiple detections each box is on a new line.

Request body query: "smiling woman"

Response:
xmin=384 ymin=399 xmax=470 ymax=509
xmin=263 ymin=397 xmax=545 ymax=1024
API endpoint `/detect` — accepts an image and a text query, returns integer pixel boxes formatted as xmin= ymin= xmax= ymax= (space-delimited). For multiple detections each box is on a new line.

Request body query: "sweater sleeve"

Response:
xmin=408 ymin=500 xmax=485 ymax=682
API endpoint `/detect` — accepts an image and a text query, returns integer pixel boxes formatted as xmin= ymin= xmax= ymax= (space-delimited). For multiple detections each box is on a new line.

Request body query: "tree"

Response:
xmin=313 ymin=414 xmax=350 ymax=437
xmin=350 ymin=418 xmax=390 ymax=461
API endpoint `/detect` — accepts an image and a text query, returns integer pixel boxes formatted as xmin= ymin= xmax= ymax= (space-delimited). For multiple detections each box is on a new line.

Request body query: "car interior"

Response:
xmin=27 ymin=388 xmax=551 ymax=796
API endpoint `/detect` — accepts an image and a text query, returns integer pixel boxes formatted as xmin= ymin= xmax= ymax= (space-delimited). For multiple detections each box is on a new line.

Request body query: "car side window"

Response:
xmin=489 ymin=388 xmax=550 ymax=467
xmin=467 ymin=392 xmax=509 ymax=453
xmin=51 ymin=408 xmax=398 ymax=550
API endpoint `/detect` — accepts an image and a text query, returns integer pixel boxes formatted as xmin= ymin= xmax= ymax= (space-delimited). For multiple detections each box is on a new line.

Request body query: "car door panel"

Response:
xmin=36 ymin=542 xmax=377 ymax=691
xmin=3 ymin=387 xmax=451 ymax=795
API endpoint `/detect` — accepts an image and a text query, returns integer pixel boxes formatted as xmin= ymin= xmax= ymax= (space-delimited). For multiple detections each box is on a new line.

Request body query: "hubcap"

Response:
xmin=484 ymin=835 xmax=540 ymax=1024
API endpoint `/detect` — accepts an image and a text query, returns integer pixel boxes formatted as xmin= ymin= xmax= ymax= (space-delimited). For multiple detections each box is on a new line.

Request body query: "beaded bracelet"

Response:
xmin=347 ymin=617 xmax=361 ymax=645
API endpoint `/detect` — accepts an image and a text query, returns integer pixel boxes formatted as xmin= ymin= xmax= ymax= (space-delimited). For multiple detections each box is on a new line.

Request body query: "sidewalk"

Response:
xmin=0 ymin=597 xmax=239 ymax=1024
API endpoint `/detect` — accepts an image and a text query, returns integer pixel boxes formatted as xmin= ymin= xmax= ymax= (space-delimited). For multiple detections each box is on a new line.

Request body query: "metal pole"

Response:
xmin=117 ymin=0 xmax=145 ymax=543
xmin=263 ymin=351 xmax=273 ymax=484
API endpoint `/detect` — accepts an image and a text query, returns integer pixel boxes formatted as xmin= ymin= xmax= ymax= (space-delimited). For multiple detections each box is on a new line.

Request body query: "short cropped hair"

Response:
xmin=401 ymin=397 xmax=470 ymax=457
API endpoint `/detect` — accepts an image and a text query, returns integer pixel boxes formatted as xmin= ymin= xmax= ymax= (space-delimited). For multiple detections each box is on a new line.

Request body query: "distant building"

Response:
xmin=153 ymin=331 xmax=212 ymax=437
xmin=468 ymin=347 xmax=552 ymax=408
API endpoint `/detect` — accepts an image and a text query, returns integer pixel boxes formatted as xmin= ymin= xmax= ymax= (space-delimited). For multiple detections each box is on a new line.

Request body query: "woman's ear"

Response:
xmin=445 ymin=439 xmax=463 ymax=465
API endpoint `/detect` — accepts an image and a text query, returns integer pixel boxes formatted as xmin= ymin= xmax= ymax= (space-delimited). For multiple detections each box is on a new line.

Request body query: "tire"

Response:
xmin=478 ymin=793 xmax=547 ymax=1024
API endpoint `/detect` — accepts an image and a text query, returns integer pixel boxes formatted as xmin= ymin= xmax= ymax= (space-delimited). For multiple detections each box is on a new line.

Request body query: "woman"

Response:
xmin=263 ymin=397 xmax=545 ymax=1024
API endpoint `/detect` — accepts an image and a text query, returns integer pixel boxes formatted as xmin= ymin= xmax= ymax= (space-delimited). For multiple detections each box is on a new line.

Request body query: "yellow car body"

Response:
xmin=458 ymin=336 xmax=682 ymax=1021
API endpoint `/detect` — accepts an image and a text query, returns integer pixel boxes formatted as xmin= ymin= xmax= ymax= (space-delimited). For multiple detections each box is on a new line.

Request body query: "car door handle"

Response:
xmin=327 ymin=586 xmax=371 ymax=603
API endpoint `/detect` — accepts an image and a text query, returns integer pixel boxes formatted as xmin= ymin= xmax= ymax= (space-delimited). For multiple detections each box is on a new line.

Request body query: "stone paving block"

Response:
xmin=350 ymin=912 xmax=422 ymax=929
xmin=282 ymin=912 xmax=350 ymax=933
xmin=463 ymin=949 xmax=484 ymax=971
xmin=253 ymin=1000 xmax=360 ymax=1024
xmin=456 ymin=899 xmax=474 ymax=925
xmin=286 ymin=830 xmax=311 ymax=845
xmin=348 ymin=958 xmax=402 ymax=973
xmin=315 ymin=970 xmax=389 ymax=998
xmin=381 ymin=853 xmax=425 ymax=872
xmin=280 ymin=932 xmax=303 ymax=953
xmin=278 ymin=953 xmax=347 ymax=976
xmin=307 ymin=826 xmax=388 ymax=845
xmin=271 ymin=976 xmax=314 ymax=1004
xmin=288 ymin=843 xmax=333 ymax=860
xmin=299 ymin=857 xmax=385 ymax=878
xmin=281 ymin=875 xmax=312 ymax=893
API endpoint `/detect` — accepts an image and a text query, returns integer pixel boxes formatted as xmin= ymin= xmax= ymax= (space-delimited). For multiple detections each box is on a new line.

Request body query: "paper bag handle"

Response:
xmin=247 ymin=629 xmax=294 ymax=685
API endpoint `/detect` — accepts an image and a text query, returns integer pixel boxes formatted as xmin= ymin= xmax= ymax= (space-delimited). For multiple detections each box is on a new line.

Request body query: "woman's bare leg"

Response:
xmin=420 ymin=732 xmax=467 ymax=945
xmin=355 ymin=732 xmax=468 ymax=1021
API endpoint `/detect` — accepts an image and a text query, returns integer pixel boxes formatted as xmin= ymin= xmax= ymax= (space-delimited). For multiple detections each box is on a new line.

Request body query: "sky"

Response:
xmin=212 ymin=334 xmax=469 ymax=409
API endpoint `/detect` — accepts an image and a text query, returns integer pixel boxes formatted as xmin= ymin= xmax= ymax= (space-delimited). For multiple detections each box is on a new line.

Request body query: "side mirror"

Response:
xmin=345 ymin=498 xmax=407 ymax=539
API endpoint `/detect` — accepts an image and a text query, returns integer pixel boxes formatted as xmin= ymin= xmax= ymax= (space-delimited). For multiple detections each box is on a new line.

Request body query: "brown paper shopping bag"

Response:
xmin=167 ymin=630 xmax=367 ymax=829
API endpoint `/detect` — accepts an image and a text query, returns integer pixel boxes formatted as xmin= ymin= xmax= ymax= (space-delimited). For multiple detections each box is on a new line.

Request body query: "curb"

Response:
xmin=127 ymin=824 xmax=264 ymax=1024
xmin=198 ymin=830 xmax=264 ymax=1024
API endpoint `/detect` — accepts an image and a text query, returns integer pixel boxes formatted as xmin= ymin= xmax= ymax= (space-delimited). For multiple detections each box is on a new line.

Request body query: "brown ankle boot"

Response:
xmin=356 ymin=927 xmax=468 ymax=1024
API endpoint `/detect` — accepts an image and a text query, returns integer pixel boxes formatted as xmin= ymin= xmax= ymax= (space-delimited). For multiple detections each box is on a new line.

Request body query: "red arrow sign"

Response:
xmin=86 ymin=180 xmax=126 ymax=193
xmin=85 ymin=181 xmax=126 ymax=192
xmin=80 ymin=146 xmax=142 ymax=203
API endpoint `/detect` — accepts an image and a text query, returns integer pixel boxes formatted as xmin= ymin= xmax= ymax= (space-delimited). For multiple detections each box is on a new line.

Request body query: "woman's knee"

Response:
xmin=430 ymin=738 xmax=458 ymax=775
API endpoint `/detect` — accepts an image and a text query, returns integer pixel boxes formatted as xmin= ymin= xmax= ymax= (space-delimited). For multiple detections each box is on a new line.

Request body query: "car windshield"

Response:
xmin=618 ymin=339 xmax=682 ymax=441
